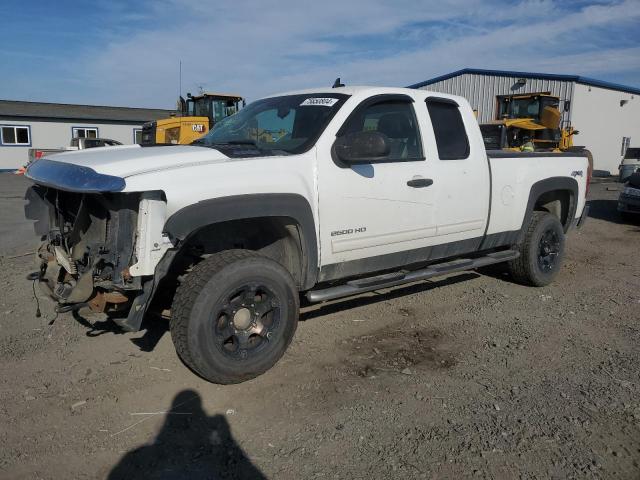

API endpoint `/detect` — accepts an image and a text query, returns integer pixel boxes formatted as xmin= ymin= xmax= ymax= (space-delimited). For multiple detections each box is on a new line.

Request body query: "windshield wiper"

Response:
xmin=221 ymin=140 xmax=260 ymax=147
xmin=191 ymin=139 xmax=259 ymax=149
xmin=193 ymin=139 xmax=292 ymax=156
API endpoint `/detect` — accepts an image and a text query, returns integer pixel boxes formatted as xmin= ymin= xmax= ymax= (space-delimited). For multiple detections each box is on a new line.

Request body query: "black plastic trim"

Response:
xmin=480 ymin=154 xmax=493 ymax=243
xmin=425 ymin=96 xmax=460 ymax=107
xmin=318 ymin=231 xmax=518 ymax=283
xmin=520 ymin=176 xmax=579 ymax=236
xmin=335 ymin=94 xmax=415 ymax=137
xmin=480 ymin=230 xmax=520 ymax=249
xmin=575 ymin=203 xmax=589 ymax=229
xmin=164 ymin=194 xmax=318 ymax=289
xmin=119 ymin=249 xmax=177 ymax=332
xmin=140 ymin=143 xmax=177 ymax=148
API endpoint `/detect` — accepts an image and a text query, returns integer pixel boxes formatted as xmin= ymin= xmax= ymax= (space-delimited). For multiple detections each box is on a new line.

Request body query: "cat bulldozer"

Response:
xmin=140 ymin=92 xmax=244 ymax=145
xmin=479 ymin=93 xmax=578 ymax=152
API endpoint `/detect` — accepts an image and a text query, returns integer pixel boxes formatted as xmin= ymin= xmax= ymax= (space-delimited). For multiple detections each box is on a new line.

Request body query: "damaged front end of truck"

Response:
xmin=24 ymin=159 xmax=173 ymax=331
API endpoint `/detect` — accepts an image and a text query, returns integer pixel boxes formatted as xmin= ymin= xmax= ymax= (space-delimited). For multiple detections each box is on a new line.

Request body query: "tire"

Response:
xmin=170 ymin=250 xmax=299 ymax=384
xmin=508 ymin=211 xmax=566 ymax=287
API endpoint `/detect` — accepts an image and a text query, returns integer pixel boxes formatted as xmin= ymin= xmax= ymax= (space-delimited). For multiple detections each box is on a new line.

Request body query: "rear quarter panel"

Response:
xmin=487 ymin=153 xmax=588 ymax=235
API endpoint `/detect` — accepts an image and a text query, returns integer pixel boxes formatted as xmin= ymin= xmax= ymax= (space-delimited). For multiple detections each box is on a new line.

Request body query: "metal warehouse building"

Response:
xmin=0 ymin=100 xmax=174 ymax=171
xmin=409 ymin=69 xmax=640 ymax=175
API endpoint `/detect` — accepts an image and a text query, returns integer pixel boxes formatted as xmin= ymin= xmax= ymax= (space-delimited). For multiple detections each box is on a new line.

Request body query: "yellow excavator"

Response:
xmin=479 ymin=93 xmax=577 ymax=152
xmin=141 ymin=92 xmax=244 ymax=145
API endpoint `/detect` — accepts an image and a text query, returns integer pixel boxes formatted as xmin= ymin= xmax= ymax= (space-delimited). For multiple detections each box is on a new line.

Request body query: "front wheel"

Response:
xmin=170 ymin=250 xmax=299 ymax=384
xmin=508 ymin=211 xmax=566 ymax=287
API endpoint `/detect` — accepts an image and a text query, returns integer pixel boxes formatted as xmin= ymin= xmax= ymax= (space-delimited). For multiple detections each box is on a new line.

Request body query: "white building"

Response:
xmin=409 ymin=69 xmax=640 ymax=175
xmin=0 ymin=100 xmax=173 ymax=171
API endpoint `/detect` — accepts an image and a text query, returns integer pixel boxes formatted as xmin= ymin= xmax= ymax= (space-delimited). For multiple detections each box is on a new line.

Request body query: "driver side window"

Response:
xmin=340 ymin=100 xmax=423 ymax=161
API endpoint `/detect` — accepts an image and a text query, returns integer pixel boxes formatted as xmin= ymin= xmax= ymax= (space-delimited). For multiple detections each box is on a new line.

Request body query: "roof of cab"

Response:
xmin=264 ymin=85 xmax=468 ymax=103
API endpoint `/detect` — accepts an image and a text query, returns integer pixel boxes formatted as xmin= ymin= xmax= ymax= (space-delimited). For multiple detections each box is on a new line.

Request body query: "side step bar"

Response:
xmin=306 ymin=250 xmax=519 ymax=303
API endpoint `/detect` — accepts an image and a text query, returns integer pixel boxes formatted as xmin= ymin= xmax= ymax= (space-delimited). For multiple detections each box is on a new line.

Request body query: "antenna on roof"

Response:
xmin=179 ymin=60 xmax=182 ymax=98
xmin=332 ymin=77 xmax=345 ymax=88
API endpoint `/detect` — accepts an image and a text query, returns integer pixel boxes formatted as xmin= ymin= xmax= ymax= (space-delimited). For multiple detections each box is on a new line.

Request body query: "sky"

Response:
xmin=1 ymin=0 xmax=639 ymax=109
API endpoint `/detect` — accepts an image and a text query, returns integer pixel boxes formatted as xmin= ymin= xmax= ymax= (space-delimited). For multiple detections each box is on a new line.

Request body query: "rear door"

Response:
xmin=419 ymin=97 xmax=490 ymax=241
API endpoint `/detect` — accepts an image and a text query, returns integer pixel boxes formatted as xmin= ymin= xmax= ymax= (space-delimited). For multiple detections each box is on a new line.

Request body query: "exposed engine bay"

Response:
xmin=25 ymin=186 xmax=143 ymax=314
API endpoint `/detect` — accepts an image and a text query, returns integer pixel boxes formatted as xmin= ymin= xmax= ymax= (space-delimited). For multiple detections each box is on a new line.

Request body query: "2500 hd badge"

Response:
xmin=331 ymin=227 xmax=367 ymax=236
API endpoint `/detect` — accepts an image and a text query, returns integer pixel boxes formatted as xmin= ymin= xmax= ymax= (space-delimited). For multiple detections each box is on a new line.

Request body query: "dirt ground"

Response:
xmin=0 ymin=174 xmax=638 ymax=479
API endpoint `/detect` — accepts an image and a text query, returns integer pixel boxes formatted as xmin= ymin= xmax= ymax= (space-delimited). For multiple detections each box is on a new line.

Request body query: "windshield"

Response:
xmin=193 ymin=93 xmax=349 ymax=155
xmin=502 ymin=96 xmax=559 ymax=120
xmin=511 ymin=97 xmax=540 ymax=118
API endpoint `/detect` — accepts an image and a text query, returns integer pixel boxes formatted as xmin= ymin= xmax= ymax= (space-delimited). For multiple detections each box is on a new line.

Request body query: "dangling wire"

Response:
xmin=32 ymin=280 xmax=41 ymax=318
xmin=32 ymin=279 xmax=58 ymax=325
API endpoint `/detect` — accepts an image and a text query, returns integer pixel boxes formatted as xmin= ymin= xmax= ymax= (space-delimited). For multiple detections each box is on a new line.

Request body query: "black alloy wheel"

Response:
xmin=213 ymin=283 xmax=280 ymax=360
xmin=508 ymin=211 xmax=566 ymax=287
xmin=537 ymin=228 xmax=561 ymax=273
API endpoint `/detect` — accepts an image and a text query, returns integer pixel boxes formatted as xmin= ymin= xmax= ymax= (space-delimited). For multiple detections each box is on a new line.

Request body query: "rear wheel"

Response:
xmin=508 ymin=211 xmax=565 ymax=286
xmin=171 ymin=250 xmax=299 ymax=384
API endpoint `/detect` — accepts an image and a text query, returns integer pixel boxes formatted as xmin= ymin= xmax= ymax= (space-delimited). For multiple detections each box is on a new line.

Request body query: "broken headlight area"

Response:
xmin=26 ymin=185 xmax=143 ymax=313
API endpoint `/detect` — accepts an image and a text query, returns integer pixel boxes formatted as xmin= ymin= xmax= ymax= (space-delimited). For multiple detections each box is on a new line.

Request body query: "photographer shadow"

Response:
xmin=108 ymin=390 xmax=266 ymax=480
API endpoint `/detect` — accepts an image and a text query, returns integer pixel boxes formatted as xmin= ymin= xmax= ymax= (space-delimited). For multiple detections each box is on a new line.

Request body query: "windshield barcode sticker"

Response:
xmin=300 ymin=98 xmax=339 ymax=107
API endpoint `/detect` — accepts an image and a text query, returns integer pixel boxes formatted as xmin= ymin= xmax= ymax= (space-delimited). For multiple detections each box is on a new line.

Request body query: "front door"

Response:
xmin=317 ymin=95 xmax=437 ymax=273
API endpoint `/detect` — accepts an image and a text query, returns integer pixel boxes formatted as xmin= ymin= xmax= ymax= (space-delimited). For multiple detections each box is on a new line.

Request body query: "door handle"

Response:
xmin=406 ymin=176 xmax=433 ymax=188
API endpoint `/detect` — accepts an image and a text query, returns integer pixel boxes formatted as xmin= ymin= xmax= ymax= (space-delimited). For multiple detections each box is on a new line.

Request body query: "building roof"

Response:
xmin=407 ymin=68 xmax=640 ymax=96
xmin=0 ymin=99 xmax=174 ymax=123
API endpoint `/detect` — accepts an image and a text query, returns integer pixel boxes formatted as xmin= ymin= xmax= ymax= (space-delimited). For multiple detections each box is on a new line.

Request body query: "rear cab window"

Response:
xmin=425 ymin=98 xmax=470 ymax=160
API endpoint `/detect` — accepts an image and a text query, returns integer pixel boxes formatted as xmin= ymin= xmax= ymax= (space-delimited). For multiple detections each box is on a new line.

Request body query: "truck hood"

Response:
xmin=42 ymin=144 xmax=231 ymax=178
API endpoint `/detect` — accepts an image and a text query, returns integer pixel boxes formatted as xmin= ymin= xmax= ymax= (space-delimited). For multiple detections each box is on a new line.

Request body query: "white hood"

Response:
xmin=45 ymin=144 xmax=231 ymax=178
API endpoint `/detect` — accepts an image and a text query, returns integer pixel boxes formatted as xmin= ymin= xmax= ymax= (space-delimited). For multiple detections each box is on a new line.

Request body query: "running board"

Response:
xmin=306 ymin=250 xmax=519 ymax=303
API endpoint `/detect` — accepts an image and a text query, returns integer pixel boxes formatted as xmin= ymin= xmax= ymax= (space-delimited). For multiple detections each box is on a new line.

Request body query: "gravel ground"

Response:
xmin=0 ymin=174 xmax=638 ymax=479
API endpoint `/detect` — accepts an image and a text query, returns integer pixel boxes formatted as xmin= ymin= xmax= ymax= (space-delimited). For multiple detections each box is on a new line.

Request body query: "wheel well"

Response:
xmin=148 ymin=217 xmax=306 ymax=315
xmin=533 ymin=189 xmax=573 ymax=229
xmin=184 ymin=217 xmax=304 ymax=282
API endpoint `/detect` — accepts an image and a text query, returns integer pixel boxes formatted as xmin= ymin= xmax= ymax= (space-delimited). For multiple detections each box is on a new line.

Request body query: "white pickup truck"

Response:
xmin=24 ymin=86 xmax=590 ymax=384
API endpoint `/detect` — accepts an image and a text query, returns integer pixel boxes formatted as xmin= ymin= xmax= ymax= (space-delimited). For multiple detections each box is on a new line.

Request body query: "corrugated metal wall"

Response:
xmin=418 ymin=73 xmax=574 ymax=124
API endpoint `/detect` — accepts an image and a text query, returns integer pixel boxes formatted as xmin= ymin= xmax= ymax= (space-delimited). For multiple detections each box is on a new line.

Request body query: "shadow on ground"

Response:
xmin=588 ymin=199 xmax=640 ymax=227
xmin=108 ymin=390 xmax=267 ymax=480
xmin=72 ymin=310 xmax=169 ymax=352
xmin=71 ymin=274 xmax=482 ymax=345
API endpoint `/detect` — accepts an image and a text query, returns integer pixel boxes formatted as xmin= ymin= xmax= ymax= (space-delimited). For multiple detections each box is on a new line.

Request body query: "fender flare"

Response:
xmin=520 ymin=176 xmax=579 ymax=237
xmin=163 ymin=193 xmax=319 ymax=289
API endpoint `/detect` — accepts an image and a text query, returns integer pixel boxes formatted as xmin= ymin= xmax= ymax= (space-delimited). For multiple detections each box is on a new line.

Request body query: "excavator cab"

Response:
xmin=498 ymin=94 xmax=560 ymax=124
xmin=480 ymin=93 xmax=576 ymax=152
xmin=183 ymin=93 xmax=243 ymax=124
xmin=141 ymin=93 xmax=244 ymax=145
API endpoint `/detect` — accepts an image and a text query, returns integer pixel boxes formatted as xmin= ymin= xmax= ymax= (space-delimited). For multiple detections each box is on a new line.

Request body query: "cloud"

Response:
xmin=9 ymin=0 xmax=640 ymax=107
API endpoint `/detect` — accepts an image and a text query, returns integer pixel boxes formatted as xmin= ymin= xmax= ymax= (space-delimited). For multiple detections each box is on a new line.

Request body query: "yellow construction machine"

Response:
xmin=140 ymin=92 xmax=244 ymax=145
xmin=479 ymin=93 xmax=577 ymax=152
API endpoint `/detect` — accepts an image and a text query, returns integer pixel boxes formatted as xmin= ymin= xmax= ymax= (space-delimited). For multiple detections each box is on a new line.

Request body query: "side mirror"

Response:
xmin=334 ymin=131 xmax=390 ymax=163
